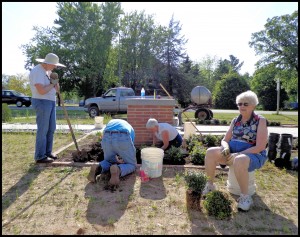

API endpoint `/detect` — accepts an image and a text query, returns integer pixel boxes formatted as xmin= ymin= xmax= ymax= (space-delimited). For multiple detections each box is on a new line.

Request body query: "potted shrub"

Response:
xmin=184 ymin=171 xmax=207 ymax=210
xmin=203 ymin=190 xmax=232 ymax=220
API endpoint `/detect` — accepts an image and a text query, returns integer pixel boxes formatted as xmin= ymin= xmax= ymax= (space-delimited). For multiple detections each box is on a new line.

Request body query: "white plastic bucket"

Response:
xmin=141 ymin=147 xmax=164 ymax=178
xmin=94 ymin=116 xmax=104 ymax=129
xmin=184 ymin=122 xmax=196 ymax=139
xmin=226 ymin=165 xmax=256 ymax=196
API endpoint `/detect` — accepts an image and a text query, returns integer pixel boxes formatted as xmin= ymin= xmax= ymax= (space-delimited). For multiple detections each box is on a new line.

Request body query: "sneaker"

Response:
xmin=237 ymin=194 xmax=253 ymax=211
xmin=109 ymin=164 xmax=121 ymax=186
xmin=47 ymin=154 xmax=58 ymax=160
xmin=87 ymin=164 xmax=102 ymax=183
xmin=202 ymin=182 xmax=217 ymax=196
xmin=36 ymin=157 xmax=54 ymax=163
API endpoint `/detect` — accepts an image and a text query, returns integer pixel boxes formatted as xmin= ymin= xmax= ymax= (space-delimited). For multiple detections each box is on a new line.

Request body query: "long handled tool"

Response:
xmin=50 ymin=73 xmax=87 ymax=160
xmin=159 ymin=83 xmax=202 ymax=137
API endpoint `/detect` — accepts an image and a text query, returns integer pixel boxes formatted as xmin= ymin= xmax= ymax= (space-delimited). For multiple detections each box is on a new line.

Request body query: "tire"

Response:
xmin=16 ymin=101 xmax=23 ymax=107
xmin=209 ymin=110 xmax=213 ymax=120
xmin=89 ymin=106 xmax=100 ymax=118
xmin=195 ymin=108 xmax=210 ymax=120
xmin=25 ymin=104 xmax=31 ymax=107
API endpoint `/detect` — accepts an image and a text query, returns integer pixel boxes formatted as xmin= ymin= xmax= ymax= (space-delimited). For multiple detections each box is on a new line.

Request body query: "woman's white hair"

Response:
xmin=236 ymin=90 xmax=259 ymax=106
xmin=146 ymin=118 xmax=158 ymax=128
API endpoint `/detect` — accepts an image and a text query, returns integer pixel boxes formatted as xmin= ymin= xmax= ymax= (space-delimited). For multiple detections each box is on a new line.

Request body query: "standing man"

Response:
xmin=29 ymin=53 xmax=66 ymax=163
xmin=87 ymin=119 xmax=137 ymax=188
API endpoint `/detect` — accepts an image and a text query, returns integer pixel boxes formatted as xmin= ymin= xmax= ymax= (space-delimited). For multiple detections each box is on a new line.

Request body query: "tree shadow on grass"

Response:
xmin=2 ymin=164 xmax=42 ymax=214
xmin=187 ymin=193 xmax=298 ymax=235
xmin=84 ymin=172 xmax=136 ymax=227
xmin=2 ymin=164 xmax=75 ymax=227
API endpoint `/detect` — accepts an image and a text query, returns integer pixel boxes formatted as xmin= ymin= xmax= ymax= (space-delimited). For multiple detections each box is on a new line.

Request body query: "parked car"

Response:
xmin=2 ymin=89 xmax=31 ymax=107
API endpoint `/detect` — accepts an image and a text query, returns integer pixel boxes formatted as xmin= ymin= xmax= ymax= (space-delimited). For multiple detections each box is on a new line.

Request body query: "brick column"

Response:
xmin=126 ymin=98 xmax=176 ymax=147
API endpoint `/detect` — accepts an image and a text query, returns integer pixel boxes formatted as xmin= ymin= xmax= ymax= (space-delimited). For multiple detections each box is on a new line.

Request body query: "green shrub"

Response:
xmin=186 ymin=134 xmax=203 ymax=152
xmin=184 ymin=170 xmax=207 ymax=193
xmin=268 ymin=121 xmax=281 ymax=126
xmin=164 ymin=146 xmax=185 ymax=164
xmin=213 ymin=119 xmax=220 ymax=125
xmin=190 ymin=145 xmax=206 ymax=165
xmin=203 ymin=190 xmax=232 ymax=220
xmin=204 ymin=120 xmax=212 ymax=125
xmin=196 ymin=119 xmax=204 ymax=124
xmin=221 ymin=120 xmax=228 ymax=125
xmin=203 ymin=134 xmax=218 ymax=147
xmin=2 ymin=103 xmax=12 ymax=122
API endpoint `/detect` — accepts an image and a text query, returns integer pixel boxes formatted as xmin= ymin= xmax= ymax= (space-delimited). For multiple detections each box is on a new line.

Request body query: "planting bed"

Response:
xmin=55 ymin=134 xmax=193 ymax=165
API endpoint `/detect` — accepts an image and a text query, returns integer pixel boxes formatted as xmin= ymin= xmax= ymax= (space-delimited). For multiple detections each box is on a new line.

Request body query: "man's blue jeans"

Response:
xmin=100 ymin=132 xmax=137 ymax=177
xmin=31 ymin=98 xmax=56 ymax=161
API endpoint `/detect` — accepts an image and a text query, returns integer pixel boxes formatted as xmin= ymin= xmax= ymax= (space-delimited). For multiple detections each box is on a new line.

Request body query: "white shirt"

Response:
xmin=29 ymin=64 xmax=56 ymax=101
xmin=155 ymin=123 xmax=178 ymax=141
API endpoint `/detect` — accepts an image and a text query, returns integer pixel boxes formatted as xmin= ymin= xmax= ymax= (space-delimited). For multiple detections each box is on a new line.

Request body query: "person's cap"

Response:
xmin=36 ymin=53 xmax=66 ymax=67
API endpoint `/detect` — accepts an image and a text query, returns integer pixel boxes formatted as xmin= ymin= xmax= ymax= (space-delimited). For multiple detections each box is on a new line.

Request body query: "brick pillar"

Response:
xmin=126 ymin=98 xmax=176 ymax=147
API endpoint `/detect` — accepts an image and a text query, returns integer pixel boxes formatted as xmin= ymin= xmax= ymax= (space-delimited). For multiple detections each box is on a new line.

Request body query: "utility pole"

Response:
xmin=276 ymin=78 xmax=280 ymax=115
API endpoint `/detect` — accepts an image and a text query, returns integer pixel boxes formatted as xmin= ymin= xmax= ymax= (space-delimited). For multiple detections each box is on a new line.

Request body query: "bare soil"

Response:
xmin=56 ymin=134 xmax=191 ymax=165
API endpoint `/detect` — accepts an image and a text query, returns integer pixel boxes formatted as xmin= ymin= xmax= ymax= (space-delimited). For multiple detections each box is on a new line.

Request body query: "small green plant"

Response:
xmin=164 ymin=146 xmax=185 ymax=164
xmin=184 ymin=170 xmax=207 ymax=193
xmin=2 ymin=103 xmax=12 ymax=122
xmin=221 ymin=120 xmax=227 ymax=125
xmin=190 ymin=145 xmax=206 ymax=165
xmin=213 ymin=119 xmax=220 ymax=125
xmin=203 ymin=190 xmax=232 ymax=220
xmin=203 ymin=134 xmax=218 ymax=147
xmin=196 ymin=119 xmax=204 ymax=124
xmin=204 ymin=120 xmax=212 ymax=125
xmin=186 ymin=134 xmax=202 ymax=152
xmin=268 ymin=121 xmax=281 ymax=126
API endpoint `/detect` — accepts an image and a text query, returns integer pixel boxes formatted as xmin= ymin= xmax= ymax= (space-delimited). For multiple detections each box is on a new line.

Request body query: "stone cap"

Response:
xmin=126 ymin=98 xmax=176 ymax=106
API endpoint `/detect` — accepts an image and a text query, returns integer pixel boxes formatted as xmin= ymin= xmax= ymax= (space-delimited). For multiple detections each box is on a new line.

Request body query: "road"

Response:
xmin=8 ymin=105 xmax=298 ymax=115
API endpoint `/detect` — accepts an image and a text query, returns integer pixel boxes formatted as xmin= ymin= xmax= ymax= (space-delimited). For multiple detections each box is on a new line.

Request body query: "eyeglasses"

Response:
xmin=237 ymin=102 xmax=249 ymax=107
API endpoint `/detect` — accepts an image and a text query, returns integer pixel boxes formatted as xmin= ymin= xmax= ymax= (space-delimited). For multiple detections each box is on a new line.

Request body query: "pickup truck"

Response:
xmin=84 ymin=87 xmax=141 ymax=118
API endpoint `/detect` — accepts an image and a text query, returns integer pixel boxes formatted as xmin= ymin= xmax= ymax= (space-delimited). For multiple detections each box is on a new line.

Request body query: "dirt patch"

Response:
xmin=55 ymin=134 xmax=192 ymax=165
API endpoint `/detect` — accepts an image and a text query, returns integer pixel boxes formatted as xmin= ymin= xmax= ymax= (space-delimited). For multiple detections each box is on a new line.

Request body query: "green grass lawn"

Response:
xmin=5 ymin=109 xmax=299 ymax=126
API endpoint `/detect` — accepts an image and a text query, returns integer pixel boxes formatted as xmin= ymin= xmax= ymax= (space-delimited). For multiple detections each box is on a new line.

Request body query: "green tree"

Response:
xmin=249 ymin=10 xmax=298 ymax=72
xmin=213 ymin=72 xmax=250 ymax=109
xmin=22 ymin=2 xmax=122 ymax=100
xmin=198 ymin=55 xmax=218 ymax=92
xmin=5 ymin=74 xmax=31 ymax=95
xmin=250 ymin=64 xmax=289 ymax=110
xmin=119 ymin=10 xmax=158 ymax=90
xmin=159 ymin=14 xmax=187 ymax=94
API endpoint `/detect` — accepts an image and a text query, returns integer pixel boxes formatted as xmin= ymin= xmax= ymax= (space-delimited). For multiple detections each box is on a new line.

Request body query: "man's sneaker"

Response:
xmin=237 ymin=194 xmax=253 ymax=211
xmin=109 ymin=165 xmax=121 ymax=186
xmin=87 ymin=164 xmax=102 ymax=183
xmin=36 ymin=157 xmax=54 ymax=163
xmin=202 ymin=182 xmax=217 ymax=196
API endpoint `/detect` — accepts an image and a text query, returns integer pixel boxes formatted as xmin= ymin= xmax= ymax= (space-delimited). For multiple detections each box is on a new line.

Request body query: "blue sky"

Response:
xmin=2 ymin=2 xmax=298 ymax=76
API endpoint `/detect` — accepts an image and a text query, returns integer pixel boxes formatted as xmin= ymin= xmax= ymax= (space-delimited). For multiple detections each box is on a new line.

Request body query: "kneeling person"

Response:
xmin=87 ymin=119 xmax=137 ymax=187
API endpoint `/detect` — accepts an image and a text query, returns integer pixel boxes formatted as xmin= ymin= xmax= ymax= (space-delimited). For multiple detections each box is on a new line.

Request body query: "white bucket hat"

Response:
xmin=36 ymin=53 xmax=66 ymax=67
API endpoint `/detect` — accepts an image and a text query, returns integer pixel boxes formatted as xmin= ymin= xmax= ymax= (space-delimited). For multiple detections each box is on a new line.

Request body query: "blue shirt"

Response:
xmin=104 ymin=119 xmax=135 ymax=142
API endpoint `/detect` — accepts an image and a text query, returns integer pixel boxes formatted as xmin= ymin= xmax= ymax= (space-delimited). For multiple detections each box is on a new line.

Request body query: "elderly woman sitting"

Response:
xmin=146 ymin=118 xmax=182 ymax=151
xmin=202 ymin=90 xmax=268 ymax=212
